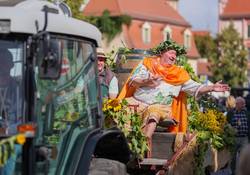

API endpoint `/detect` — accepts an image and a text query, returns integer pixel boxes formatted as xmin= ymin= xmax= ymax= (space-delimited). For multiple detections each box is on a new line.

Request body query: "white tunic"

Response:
xmin=129 ymin=63 xmax=204 ymax=105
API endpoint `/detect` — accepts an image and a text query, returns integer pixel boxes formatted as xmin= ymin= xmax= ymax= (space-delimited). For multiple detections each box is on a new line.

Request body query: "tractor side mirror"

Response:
xmin=38 ymin=33 xmax=62 ymax=79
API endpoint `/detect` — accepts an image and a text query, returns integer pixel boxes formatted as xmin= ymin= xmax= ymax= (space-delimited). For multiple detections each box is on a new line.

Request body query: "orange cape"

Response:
xmin=118 ymin=57 xmax=190 ymax=133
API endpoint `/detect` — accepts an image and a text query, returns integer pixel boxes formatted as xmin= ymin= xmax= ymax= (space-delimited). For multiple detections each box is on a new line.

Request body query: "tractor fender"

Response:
xmin=75 ymin=128 xmax=131 ymax=175
xmin=94 ymin=127 xmax=132 ymax=164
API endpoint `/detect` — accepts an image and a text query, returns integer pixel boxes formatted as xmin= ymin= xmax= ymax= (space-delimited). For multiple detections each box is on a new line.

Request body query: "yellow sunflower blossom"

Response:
xmin=109 ymin=99 xmax=120 ymax=107
xmin=16 ymin=134 xmax=26 ymax=145
xmin=107 ymin=105 xmax=113 ymax=110
xmin=114 ymin=104 xmax=122 ymax=112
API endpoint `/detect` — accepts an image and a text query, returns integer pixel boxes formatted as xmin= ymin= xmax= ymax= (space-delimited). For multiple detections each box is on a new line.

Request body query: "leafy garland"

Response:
xmin=189 ymin=109 xmax=236 ymax=175
xmin=103 ymin=99 xmax=148 ymax=159
xmin=0 ymin=134 xmax=26 ymax=167
xmin=150 ymin=39 xmax=187 ymax=56
xmin=105 ymin=47 xmax=147 ymax=71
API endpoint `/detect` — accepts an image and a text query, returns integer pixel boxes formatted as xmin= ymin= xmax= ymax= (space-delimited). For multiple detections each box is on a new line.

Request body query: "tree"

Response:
xmin=209 ymin=23 xmax=248 ymax=87
xmin=65 ymin=0 xmax=84 ymax=20
xmin=86 ymin=10 xmax=131 ymax=42
xmin=194 ymin=34 xmax=216 ymax=58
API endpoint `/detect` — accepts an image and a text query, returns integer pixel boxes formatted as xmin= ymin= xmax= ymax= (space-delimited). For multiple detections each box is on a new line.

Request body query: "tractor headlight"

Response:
xmin=0 ymin=20 xmax=10 ymax=33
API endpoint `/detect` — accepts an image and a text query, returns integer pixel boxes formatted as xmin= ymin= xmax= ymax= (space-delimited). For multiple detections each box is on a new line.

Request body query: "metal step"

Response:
xmin=140 ymin=158 xmax=168 ymax=166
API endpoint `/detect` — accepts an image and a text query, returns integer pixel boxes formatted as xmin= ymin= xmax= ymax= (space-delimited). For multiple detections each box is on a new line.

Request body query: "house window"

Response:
xmin=163 ymin=26 xmax=172 ymax=41
xmin=142 ymin=22 xmax=151 ymax=44
xmin=184 ymin=29 xmax=192 ymax=49
xmin=248 ymin=24 xmax=250 ymax=38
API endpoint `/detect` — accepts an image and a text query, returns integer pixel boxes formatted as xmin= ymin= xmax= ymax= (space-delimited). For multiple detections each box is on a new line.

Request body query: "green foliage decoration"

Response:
xmin=189 ymin=109 xmax=236 ymax=175
xmin=102 ymin=99 xmax=148 ymax=159
xmin=150 ymin=39 xmax=187 ymax=56
xmin=176 ymin=55 xmax=200 ymax=82
xmin=193 ymin=142 xmax=209 ymax=175
xmin=104 ymin=46 xmax=140 ymax=71
xmin=0 ymin=136 xmax=16 ymax=167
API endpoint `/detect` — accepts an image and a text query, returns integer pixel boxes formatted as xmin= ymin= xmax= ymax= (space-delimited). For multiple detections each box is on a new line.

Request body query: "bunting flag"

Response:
xmin=0 ymin=134 xmax=26 ymax=167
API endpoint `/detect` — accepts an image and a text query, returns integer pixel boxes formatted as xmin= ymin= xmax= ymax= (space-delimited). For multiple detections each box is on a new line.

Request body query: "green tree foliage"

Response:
xmin=47 ymin=0 xmax=84 ymax=19
xmin=65 ymin=0 xmax=84 ymax=20
xmin=209 ymin=23 xmax=248 ymax=87
xmin=194 ymin=34 xmax=217 ymax=58
xmin=85 ymin=10 xmax=131 ymax=42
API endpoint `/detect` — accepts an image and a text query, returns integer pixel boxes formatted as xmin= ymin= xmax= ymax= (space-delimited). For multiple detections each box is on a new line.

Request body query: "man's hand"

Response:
xmin=129 ymin=74 xmax=163 ymax=88
xmin=212 ymin=80 xmax=230 ymax=92
xmin=197 ymin=80 xmax=230 ymax=96
xmin=144 ymin=74 xmax=162 ymax=88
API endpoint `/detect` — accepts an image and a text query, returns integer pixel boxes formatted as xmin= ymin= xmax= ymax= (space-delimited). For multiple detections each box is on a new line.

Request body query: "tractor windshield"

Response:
xmin=0 ymin=39 xmax=24 ymax=135
xmin=35 ymin=36 xmax=100 ymax=174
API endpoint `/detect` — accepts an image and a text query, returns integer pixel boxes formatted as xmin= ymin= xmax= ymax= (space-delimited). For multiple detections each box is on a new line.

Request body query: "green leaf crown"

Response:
xmin=150 ymin=39 xmax=187 ymax=56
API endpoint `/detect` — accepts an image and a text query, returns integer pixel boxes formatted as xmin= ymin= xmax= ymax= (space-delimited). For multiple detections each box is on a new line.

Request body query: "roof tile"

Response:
xmin=221 ymin=0 xmax=250 ymax=18
xmin=83 ymin=0 xmax=199 ymax=58
xmin=83 ymin=0 xmax=190 ymax=26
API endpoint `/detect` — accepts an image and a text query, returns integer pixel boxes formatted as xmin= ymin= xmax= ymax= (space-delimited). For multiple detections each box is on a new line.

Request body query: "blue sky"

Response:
xmin=179 ymin=0 xmax=218 ymax=35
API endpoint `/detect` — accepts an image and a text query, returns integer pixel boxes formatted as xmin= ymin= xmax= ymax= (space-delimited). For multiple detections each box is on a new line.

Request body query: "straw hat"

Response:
xmin=97 ymin=48 xmax=107 ymax=59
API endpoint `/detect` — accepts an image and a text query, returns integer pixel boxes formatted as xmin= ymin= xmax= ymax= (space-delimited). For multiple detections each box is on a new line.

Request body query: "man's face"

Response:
xmin=160 ymin=49 xmax=177 ymax=65
xmin=236 ymin=99 xmax=246 ymax=111
xmin=97 ymin=57 xmax=105 ymax=73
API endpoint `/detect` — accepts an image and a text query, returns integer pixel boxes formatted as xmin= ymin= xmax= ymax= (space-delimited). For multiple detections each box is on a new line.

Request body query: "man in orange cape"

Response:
xmin=117 ymin=40 xmax=229 ymax=138
xmin=118 ymin=56 xmax=190 ymax=133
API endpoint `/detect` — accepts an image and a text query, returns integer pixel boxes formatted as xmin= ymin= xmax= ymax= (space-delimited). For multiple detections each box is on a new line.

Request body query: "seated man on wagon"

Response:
xmin=118 ymin=40 xmax=229 ymax=140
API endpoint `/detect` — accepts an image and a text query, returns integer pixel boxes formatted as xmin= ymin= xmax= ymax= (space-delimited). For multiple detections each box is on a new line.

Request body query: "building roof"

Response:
xmin=193 ymin=30 xmax=210 ymax=37
xmin=83 ymin=0 xmax=199 ymax=58
xmin=197 ymin=59 xmax=211 ymax=76
xmin=83 ymin=0 xmax=190 ymax=26
xmin=220 ymin=0 xmax=250 ymax=19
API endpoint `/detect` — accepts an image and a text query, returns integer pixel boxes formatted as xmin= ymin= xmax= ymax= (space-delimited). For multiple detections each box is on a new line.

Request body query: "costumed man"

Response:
xmin=97 ymin=48 xmax=119 ymax=99
xmin=118 ymin=40 xmax=230 ymax=139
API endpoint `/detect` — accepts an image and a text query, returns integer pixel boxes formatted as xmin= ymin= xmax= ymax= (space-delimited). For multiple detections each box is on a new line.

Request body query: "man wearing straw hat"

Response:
xmin=97 ymin=48 xmax=118 ymax=99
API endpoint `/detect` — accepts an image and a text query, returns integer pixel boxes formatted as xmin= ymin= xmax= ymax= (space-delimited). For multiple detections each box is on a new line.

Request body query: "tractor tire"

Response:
xmin=88 ymin=158 xmax=128 ymax=175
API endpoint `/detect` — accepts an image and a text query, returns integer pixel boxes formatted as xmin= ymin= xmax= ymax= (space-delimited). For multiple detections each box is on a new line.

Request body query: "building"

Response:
xmin=83 ymin=0 xmax=200 ymax=72
xmin=219 ymin=0 xmax=250 ymax=83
